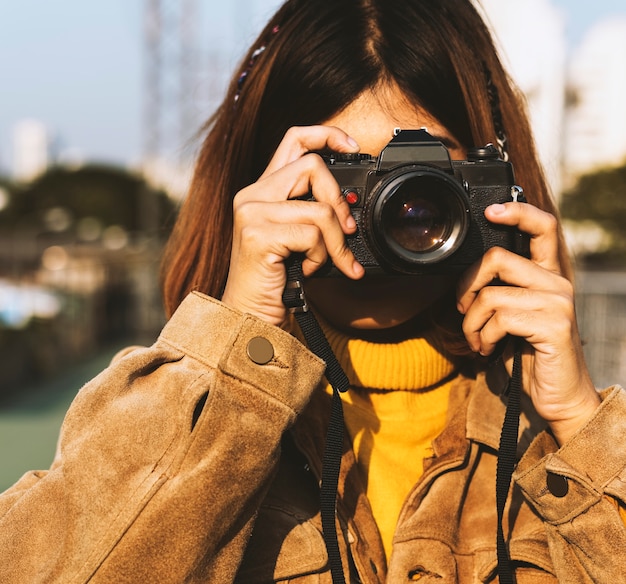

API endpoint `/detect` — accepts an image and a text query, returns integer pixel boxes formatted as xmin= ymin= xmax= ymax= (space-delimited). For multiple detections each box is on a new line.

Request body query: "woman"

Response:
xmin=2 ymin=1 xmax=625 ymax=582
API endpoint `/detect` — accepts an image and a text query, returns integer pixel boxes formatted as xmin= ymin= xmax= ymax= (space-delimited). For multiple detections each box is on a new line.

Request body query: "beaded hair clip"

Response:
xmin=234 ymin=25 xmax=281 ymax=104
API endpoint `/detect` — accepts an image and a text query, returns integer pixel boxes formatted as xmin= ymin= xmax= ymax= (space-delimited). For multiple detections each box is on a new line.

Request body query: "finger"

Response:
xmin=236 ymin=153 xmax=357 ymax=233
xmin=235 ymin=199 xmax=364 ymax=279
xmin=261 ymin=125 xmax=360 ymax=179
xmin=485 ymin=202 xmax=560 ymax=273
xmin=223 ymin=222 xmax=335 ymax=326
xmin=456 ymin=247 xmax=573 ymax=314
xmin=256 ymin=223 xmax=332 ymax=274
xmin=461 ymin=285 xmax=573 ymax=355
xmin=235 ymin=221 xmax=355 ymax=283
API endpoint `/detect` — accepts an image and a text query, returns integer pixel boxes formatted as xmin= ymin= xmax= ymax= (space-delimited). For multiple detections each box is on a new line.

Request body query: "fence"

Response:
xmin=576 ymin=270 xmax=626 ymax=389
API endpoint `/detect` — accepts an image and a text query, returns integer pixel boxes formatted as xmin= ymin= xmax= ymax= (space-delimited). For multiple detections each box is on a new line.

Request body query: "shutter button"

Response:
xmin=546 ymin=472 xmax=568 ymax=498
xmin=247 ymin=337 xmax=274 ymax=365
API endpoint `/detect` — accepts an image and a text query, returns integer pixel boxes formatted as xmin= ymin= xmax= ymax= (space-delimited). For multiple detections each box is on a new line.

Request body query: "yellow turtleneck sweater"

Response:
xmin=319 ymin=321 xmax=459 ymax=561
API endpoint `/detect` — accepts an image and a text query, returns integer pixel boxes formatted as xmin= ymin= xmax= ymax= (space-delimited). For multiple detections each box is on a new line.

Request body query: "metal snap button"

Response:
xmin=246 ymin=336 xmax=274 ymax=365
xmin=546 ymin=472 xmax=568 ymax=498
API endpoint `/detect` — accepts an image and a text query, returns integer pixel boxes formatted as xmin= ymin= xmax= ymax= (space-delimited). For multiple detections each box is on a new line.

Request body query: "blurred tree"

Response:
xmin=560 ymin=163 xmax=626 ymax=268
xmin=0 ymin=164 xmax=177 ymax=238
xmin=0 ymin=166 xmax=179 ymax=391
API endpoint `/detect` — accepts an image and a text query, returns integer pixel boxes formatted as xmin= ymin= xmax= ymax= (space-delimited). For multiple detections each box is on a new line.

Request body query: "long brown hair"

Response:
xmin=161 ymin=0 xmax=571 ymax=319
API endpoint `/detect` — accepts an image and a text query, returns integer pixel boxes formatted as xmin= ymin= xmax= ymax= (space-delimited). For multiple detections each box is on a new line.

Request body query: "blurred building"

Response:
xmin=477 ymin=0 xmax=567 ymax=198
xmin=563 ymin=17 xmax=626 ymax=185
xmin=477 ymin=1 xmax=626 ymax=200
xmin=12 ymin=119 xmax=51 ymax=182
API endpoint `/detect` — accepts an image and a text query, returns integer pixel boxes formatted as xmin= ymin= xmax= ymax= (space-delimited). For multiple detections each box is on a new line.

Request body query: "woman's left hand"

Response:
xmin=456 ymin=202 xmax=601 ymax=446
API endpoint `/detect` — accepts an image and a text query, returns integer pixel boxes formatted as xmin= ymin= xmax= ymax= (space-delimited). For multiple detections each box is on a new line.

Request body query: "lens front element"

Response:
xmin=369 ymin=168 xmax=469 ymax=270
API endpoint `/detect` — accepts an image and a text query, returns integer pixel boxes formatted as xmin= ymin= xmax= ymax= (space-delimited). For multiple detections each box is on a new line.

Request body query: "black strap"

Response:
xmin=283 ymin=256 xmax=349 ymax=584
xmin=283 ymin=256 xmax=523 ymax=584
xmin=495 ymin=340 xmax=523 ymax=584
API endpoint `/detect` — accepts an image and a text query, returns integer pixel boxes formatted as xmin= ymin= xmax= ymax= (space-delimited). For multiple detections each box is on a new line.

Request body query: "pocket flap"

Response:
xmin=477 ymin=536 xmax=555 ymax=583
xmin=236 ymin=504 xmax=328 ymax=583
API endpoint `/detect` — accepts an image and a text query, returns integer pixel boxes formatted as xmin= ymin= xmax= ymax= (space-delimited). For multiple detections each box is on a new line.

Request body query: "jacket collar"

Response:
xmin=289 ymin=364 xmax=542 ymax=581
xmin=292 ymin=360 xmax=540 ymax=483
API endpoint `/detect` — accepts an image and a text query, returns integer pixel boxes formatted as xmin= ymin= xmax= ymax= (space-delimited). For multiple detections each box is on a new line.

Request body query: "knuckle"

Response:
xmin=483 ymin=245 xmax=508 ymax=264
xmin=477 ymin=284 xmax=498 ymax=305
xmin=238 ymin=224 xmax=263 ymax=247
xmin=491 ymin=311 xmax=508 ymax=332
xmin=291 ymin=223 xmax=322 ymax=249
xmin=232 ymin=187 xmax=249 ymax=211
xmin=233 ymin=199 xmax=258 ymax=224
xmin=461 ymin=315 xmax=473 ymax=337
xmin=543 ymin=211 xmax=558 ymax=233
xmin=302 ymin=152 xmax=326 ymax=173
xmin=556 ymin=292 xmax=576 ymax=322
xmin=315 ymin=200 xmax=336 ymax=222
xmin=307 ymin=224 xmax=324 ymax=248
xmin=546 ymin=279 xmax=576 ymax=319
xmin=283 ymin=126 xmax=304 ymax=142
xmin=550 ymin=308 xmax=575 ymax=339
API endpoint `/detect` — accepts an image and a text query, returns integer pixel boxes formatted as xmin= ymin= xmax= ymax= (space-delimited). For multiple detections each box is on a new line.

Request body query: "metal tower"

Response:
xmin=143 ymin=0 xmax=201 ymax=168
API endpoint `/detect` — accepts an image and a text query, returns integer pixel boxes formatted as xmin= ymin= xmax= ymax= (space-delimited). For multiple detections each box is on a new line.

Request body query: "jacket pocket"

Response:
xmin=476 ymin=536 xmax=556 ymax=583
xmin=235 ymin=503 xmax=329 ymax=583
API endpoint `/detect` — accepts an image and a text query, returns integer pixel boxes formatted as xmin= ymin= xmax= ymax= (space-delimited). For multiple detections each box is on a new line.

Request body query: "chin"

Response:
xmin=341 ymin=313 xmax=414 ymax=330
xmin=305 ymin=273 xmax=455 ymax=334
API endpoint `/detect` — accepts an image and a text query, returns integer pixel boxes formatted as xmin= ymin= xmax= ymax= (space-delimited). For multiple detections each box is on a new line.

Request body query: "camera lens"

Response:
xmin=368 ymin=168 xmax=469 ymax=269
xmin=383 ymin=185 xmax=449 ymax=253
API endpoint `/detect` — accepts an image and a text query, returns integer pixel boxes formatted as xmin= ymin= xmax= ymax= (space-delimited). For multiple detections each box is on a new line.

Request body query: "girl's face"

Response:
xmin=304 ymin=83 xmax=467 ymax=334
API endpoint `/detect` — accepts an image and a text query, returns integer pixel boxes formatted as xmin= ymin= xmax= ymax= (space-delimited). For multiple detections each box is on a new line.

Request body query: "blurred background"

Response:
xmin=1 ymin=0 xmax=625 ymax=489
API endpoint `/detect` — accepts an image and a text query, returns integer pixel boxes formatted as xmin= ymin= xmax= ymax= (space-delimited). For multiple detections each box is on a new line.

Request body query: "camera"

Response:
xmin=315 ymin=129 xmax=528 ymax=276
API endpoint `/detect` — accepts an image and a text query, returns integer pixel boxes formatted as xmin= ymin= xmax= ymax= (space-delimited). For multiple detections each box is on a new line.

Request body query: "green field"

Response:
xmin=0 ymin=347 xmax=123 ymax=492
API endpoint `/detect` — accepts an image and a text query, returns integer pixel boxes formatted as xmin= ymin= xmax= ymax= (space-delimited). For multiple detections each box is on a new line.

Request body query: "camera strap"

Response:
xmin=283 ymin=255 xmax=349 ymax=584
xmin=282 ymin=255 xmax=522 ymax=584
xmin=496 ymin=339 xmax=523 ymax=584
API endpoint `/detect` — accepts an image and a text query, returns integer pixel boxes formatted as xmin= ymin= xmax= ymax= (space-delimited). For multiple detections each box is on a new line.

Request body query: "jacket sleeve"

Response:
xmin=514 ymin=385 xmax=626 ymax=583
xmin=0 ymin=292 xmax=326 ymax=584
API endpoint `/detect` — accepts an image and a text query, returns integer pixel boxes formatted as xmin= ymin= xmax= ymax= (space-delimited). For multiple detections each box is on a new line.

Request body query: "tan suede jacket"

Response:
xmin=2 ymin=292 xmax=626 ymax=583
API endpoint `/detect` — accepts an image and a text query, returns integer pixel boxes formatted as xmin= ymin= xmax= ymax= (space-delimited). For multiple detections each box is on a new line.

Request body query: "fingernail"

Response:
xmin=346 ymin=215 xmax=356 ymax=230
xmin=488 ymin=203 xmax=506 ymax=215
xmin=346 ymin=136 xmax=359 ymax=150
xmin=353 ymin=261 xmax=364 ymax=277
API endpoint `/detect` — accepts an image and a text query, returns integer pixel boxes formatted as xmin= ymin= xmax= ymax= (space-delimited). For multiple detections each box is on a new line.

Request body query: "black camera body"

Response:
xmin=316 ymin=129 xmax=528 ymax=276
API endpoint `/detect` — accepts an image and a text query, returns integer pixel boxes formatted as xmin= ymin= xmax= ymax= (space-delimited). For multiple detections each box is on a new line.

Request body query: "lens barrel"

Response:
xmin=366 ymin=167 xmax=470 ymax=270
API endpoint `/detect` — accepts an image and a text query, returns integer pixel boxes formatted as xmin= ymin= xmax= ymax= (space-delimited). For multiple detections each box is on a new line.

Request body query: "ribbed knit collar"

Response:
xmin=316 ymin=317 xmax=459 ymax=392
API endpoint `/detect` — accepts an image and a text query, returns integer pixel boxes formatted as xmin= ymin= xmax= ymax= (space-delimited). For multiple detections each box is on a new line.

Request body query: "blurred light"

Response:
xmin=41 ymin=246 xmax=69 ymax=271
xmin=0 ymin=187 xmax=9 ymax=212
xmin=76 ymin=216 xmax=103 ymax=242
xmin=103 ymin=225 xmax=129 ymax=250
xmin=12 ymin=119 xmax=50 ymax=182
xmin=0 ymin=279 xmax=62 ymax=329
xmin=563 ymin=219 xmax=613 ymax=255
xmin=43 ymin=206 xmax=73 ymax=232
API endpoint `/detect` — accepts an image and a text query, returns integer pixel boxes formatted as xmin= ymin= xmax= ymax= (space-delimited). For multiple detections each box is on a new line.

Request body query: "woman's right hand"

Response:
xmin=221 ymin=126 xmax=365 ymax=327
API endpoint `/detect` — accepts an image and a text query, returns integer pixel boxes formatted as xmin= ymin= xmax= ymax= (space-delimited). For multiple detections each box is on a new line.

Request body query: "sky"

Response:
xmin=1 ymin=0 xmax=625 ymax=176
